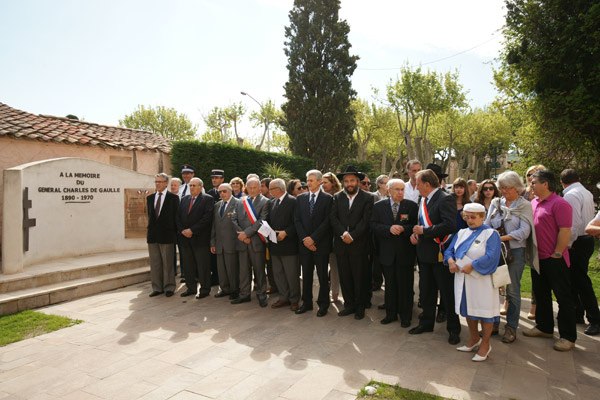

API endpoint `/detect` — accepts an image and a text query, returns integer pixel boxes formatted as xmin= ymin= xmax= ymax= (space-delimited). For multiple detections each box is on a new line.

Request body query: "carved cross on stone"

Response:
xmin=23 ymin=187 xmax=36 ymax=252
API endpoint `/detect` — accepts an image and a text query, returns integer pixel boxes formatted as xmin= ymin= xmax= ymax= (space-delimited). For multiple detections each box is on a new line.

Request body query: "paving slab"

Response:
xmin=1 ymin=278 xmax=599 ymax=399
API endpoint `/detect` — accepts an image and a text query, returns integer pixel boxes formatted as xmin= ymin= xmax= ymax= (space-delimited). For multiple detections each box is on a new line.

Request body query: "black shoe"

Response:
xmin=448 ymin=332 xmax=460 ymax=345
xmin=365 ymin=302 xmax=372 ymax=309
xmin=355 ymin=309 xmax=365 ymax=320
xmin=584 ymin=324 xmax=600 ymax=336
xmin=214 ymin=291 xmax=228 ymax=298
xmin=180 ymin=278 xmax=186 ymax=283
xmin=231 ymin=296 xmax=251 ymax=304
xmin=295 ymin=304 xmax=313 ymax=314
xmin=380 ymin=316 xmax=398 ymax=325
xmin=372 ymin=285 xmax=382 ymax=292
xmin=378 ymin=304 xmax=386 ymax=310
xmin=229 ymin=292 xmax=239 ymax=300
xmin=409 ymin=325 xmax=433 ymax=335
xmin=317 ymin=308 xmax=328 ymax=317
xmin=338 ymin=308 xmax=355 ymax=317
xmin=196 ymin=292 xmax=209 ymax=299
xmin=149 ymin=291 xmax=163 ymax=297
xmin=165 ymin=291 xmax=174 ymax=297
xmin=401 ymin=320 xmax=411 ymax=328
xmin=259 ymin=297 xmax=268 ymax=308
xmin=436 ymin=310 xmax=447 ymax=323
xmin=180 ymin=290 xmax=195 ymax=297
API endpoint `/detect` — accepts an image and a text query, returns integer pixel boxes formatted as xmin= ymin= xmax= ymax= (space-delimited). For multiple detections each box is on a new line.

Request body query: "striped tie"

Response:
xmin=309 ymin=193 xmax=315 ymax=215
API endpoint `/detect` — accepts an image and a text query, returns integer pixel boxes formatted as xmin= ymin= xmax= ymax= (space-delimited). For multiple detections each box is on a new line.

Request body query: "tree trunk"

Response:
xmin=380 ymin=148 xmax=388 ymax=173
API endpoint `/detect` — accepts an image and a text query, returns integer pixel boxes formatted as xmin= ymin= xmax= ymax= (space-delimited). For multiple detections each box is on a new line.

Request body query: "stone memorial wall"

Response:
xmin=2 ymin=158 xmax=154 ymax=274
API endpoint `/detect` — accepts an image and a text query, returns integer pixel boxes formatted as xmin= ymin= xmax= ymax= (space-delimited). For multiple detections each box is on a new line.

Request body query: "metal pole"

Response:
xmin=241 ymin=91 xmax=270 ymax=152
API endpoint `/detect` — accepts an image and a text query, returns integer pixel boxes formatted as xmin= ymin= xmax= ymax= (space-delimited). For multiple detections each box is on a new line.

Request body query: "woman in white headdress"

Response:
xmin=444 ymin=202 xmax=501 ymax=362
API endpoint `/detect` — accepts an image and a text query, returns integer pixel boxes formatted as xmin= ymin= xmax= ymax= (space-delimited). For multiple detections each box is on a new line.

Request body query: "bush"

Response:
xmin=170 ymin=141 xmax=314 ymax=184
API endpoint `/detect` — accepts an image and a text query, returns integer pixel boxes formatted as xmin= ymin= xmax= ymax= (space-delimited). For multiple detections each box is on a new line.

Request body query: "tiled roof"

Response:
xmin=0 ymin=102 xmax=171 ymax=153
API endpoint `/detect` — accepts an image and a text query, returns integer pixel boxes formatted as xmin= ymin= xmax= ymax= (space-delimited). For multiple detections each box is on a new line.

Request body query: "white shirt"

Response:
xmin=308 ymin=188 xmax=320 ymax=203
xmin=425 ymin=187 xmax=440 ymax=204
xmin=154 ymin=188 xmax=168 ymax=216
xmin=178 ymin=183 xmax=189 ymax=198
xmin=563 ymin=182 xmax=595 ymax=245
xmin=405 ymin=180 xmax=419 ymax=203
xmin=345 ymin=191 xmax=358 ymax=209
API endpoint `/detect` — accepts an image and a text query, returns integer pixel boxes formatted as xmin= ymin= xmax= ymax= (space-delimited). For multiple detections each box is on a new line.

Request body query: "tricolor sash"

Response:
xmin=243 ymin=197 xmax=266 ymax=242
xmin=418 ymin=197 xmax=450 ymax=249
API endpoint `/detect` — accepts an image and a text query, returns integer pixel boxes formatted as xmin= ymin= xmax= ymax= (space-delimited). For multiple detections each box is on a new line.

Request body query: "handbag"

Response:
xmin=492 ymin=242 xmax=512 ymax=288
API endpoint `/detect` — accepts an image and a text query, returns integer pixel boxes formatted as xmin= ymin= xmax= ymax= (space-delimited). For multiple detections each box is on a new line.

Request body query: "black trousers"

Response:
xmin=300 ymin=252 xmax=330 ymax=310
xmin=418 ymin=261 xmax=460 ymax=333
xmin=382 ymin=262 xmax=414 ymax=321
xmin=569 ymin=236 xmax=600 ymax=325
xmin=266 ymin=256 xmax=278 ymax=291
xmin=336 ymin=252 xmax=369 ymax=311
xmin=180 ymin=244 xmax=211 ymax=295
xmin=532 ymin=257 xmax=577 ymax=342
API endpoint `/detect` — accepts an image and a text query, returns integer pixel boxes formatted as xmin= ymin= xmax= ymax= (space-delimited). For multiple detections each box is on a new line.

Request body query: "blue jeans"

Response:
xmin=506 ymin=247 xmax=526 ymax=330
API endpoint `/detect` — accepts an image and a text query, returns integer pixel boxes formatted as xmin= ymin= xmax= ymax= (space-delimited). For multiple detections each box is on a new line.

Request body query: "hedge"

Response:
xmin=170 ymin=141 xmax=314 ymax=184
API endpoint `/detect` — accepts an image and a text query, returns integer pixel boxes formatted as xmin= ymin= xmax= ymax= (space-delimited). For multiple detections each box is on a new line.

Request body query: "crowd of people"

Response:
xmin=146 ymin=160 xmax=600 ymax=362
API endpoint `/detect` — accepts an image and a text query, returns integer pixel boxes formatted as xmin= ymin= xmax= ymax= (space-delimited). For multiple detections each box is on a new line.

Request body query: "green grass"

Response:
xmin=358 ymin=381 xmax=448 ymax=399
xmin=0 ymin=310 xmax=82 ymax=346
xmin=520 ymin=242 xmax=600 ymax=302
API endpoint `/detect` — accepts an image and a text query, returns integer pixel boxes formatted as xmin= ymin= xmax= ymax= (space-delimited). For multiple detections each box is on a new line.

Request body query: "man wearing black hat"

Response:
xmin=179 ymin=164 xmax=195 ymax=198
xmin=207 ymin=169 xmax=225 ymax=201
xmin=330 ymin=165 xmax=375 ymax=320
xmin=426 ymin=163 xmax=448 ymax=190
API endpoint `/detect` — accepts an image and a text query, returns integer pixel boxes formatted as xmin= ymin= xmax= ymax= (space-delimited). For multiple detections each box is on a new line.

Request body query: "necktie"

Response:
xmin=182 ymin=184 xmax=187 ymax=197
xmin=155 ymin=192 xmax=162 ymax=218
xmin=220 ymin=201 xmax=226 ymax=217
xmin=272 ymin=198 xmax=280 ymax=216
xmin=309 ymin=193 xmax=315 ymax=215
xmin=188 ymin=196 xmax=195 ymax=214
xmin=392 ymin=202 xmax=399 ymax=220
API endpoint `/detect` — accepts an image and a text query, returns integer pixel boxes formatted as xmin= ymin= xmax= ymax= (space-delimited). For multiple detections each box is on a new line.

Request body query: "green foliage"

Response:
xmin=358 ymin=380 xmax=448 ymax=399
xmin=249 ymin=99 xmax=284 ymax=151
xmin=119 ymin=105 xmax=197 ymax=141
xmin=262 ymin=162 xmax=292 ymax=180
xmin=0 ymin=310 xmax=82 ymax=346
xmin=282 ymin=0 xmax=359 ymax=171
xmin=170 ymin=141 xmax=313 ymax=186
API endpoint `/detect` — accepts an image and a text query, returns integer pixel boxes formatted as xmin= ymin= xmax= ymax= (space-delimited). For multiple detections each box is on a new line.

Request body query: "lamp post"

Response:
xmin=241 ymin=91 xmax=270 ymax=152
xmin=487 ymin=142 xmax=503 ymax=179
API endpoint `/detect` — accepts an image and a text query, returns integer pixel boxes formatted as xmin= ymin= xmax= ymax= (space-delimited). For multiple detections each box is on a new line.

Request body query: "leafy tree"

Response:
xmin=203 ymin=106 xmax=232 ymax=144
xmin=282 ymin=0 xmax=359 ymax=171
xmin=119 ymin=105 xmax=197 ymax=141
xmin=248 ymin=99 xmax=283 ymax=151
xmin=223 ymin=102 xmax=246 ymax=146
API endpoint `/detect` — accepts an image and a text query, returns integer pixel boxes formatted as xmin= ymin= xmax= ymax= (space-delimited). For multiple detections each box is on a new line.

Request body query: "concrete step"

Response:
xmin=0 ymin=266 xmax=150 ymax=315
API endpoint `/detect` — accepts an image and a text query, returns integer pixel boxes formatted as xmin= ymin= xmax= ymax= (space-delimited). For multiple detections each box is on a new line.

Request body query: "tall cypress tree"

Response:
xmin=282 ymin=0 xmax=358 ymax=171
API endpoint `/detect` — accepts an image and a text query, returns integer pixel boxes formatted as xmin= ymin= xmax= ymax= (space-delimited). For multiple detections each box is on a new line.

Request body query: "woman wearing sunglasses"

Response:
xmin=474 ymin=180 xmax=500 ymax=212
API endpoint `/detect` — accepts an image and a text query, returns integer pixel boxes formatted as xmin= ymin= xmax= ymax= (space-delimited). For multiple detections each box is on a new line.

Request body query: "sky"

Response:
xmin=0 ymin=0 xmax=507 ymax=141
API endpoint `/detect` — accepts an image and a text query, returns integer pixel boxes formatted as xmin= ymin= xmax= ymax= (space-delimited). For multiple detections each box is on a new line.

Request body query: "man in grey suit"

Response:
xmin=231 ymin=178 xmax=270 ymax=307
xmin=210 ymin=183 xmax=240 ymax=300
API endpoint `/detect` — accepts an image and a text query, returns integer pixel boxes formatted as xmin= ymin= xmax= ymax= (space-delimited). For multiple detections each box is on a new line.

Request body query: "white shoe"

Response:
xmin=456 ymin=338 xmax=482 ymax=352
xmin=472 ymin=346 xmax=492 ymax=362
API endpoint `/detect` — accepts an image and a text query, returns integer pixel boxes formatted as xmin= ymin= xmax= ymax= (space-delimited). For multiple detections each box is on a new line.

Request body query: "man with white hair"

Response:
xmin=371 ymin=179 xmax=418 ymax=326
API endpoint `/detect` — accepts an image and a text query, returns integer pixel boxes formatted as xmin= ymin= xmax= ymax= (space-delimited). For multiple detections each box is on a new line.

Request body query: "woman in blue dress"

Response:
xmin=444 ymin=203 xmax=502 ymax=362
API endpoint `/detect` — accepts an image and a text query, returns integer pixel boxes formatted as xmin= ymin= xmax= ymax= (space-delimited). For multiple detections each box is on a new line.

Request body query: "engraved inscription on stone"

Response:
xmin=124 ymin=189 xmax=152 ymax=238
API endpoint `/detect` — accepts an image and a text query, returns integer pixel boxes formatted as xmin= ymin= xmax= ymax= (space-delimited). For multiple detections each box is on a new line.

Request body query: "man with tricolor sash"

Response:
xmin=409 ymin=169 xmax=461 ymax=345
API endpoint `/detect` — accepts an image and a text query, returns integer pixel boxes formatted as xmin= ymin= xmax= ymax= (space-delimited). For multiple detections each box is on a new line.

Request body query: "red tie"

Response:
xmin=155 ymin=192 xmax=162 ymax=218
xmin=188 ymin=197 xmax=195 ymax=214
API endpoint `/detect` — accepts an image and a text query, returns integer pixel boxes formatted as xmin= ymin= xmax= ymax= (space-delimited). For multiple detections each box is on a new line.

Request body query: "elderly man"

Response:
xmin=467 ymin=179 xmax=477 ymax=201
xmin=231 ymin=178 xmax=270 ymax=306
xmin=176 ymin=177 xmax=214 ymax=298
xmin=294 ymin=170 xmax=333 ymax=316
xmin=207 ymin=169 xmax=225 ymax=201
xmin=147 ymin=173 xmax=180 ymax=297
xmin=409 ymin=169 xmax=460 ymax=344
xmin=561 ymin=169 xmax=599 ymax=336
xmin=373 ymin=175 xmax=390 ymax=202
xmin=210 ymin=183 xmax=240 ymax=300
xmin=404 ymin=160 xmax=422 ymax=203
xmin=524 ymin=170 xmax=577 ymax=351
xmin=371 ymin=179 xmax=418 ymax=326
xmin=330 ymin=166 xmax=374 ymax=320
xmin=178 ymin=164 xmax=195 ymax=198
xmin=359 ymin=174 xmax=371 ymax=192
xmin=268 ymin=178 xmax=300 ymax=311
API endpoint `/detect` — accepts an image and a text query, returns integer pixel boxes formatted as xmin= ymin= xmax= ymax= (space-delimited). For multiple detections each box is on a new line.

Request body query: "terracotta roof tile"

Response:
xmin=0 ymin=102 xmax=171 ymax=153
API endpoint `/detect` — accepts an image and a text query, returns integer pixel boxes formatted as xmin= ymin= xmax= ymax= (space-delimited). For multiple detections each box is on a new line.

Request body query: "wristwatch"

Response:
xmin=552 ymin=251 xmax=562 ymax=258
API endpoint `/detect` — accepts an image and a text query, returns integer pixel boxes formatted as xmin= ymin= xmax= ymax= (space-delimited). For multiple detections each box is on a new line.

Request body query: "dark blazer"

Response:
xmin=231 ymin=194 xmax=270 ymax=252
xmin=294 ymin=190 xmax=333 ymax=255
xmin=268 ymin=194 xmax=298 ymax=256
xmin=330 ymin=189 xmax=374 ymax=255
xmin=206 ymin=187 xmax=219 ymax=201
xmin=416 ymin=189 xmax=457 ymax=263
xmin=176 ymin=193 xmax=214 ymax=246
xmin=370 ymin=198 xmax=418 ymax=266
xmin=147 ymin=191 xmax=180 ymax=244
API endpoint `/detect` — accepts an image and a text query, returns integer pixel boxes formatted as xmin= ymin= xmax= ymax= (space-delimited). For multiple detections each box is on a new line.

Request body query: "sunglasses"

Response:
xmin=482 ymin=186 xmax=495 ymax=191
xmin=361 ymin=181 xmax=370 ymax=185
xmin=526 ymin=173 xmax=534 ymax=177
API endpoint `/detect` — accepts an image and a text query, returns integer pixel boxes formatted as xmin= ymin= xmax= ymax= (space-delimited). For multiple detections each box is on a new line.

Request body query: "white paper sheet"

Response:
xmin=258 ymin=221 xmax=277 ymax=243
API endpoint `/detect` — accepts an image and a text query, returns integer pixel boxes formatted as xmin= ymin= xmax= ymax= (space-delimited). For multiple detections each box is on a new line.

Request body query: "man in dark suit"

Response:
xmin=370 ymin=179 xmax=418 ymax=326
xmin=231 ymin=178 xmax=270 ymax=307
xmin=147 ymin=173 xmax=180 ymax=297
xmin=176 ymin=177 xmax=214 ymax=299
xmin=268 ymin=178 xmax=300 ymax=311
xmin=206 ymin=169 xmax=225 ymax=201
xmin=294 ymin=170 xmax=333 ymax=317
xmin=409 ymin=169 xmax=460 ymax=344
xmin=330 ymin=166 xmax=374 ymax=320
xmin=210 ymin=183 xmax=240 ymax=300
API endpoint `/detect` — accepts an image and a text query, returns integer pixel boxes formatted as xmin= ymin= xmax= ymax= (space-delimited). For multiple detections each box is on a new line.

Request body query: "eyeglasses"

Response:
xmin=231 ymin=182 xmax=240 ymax=185
xmin=155 ymin=180 xmax=167 ymax=184
xmin=482 ymin=186 xmax=495 ymax=191
xmin=361 ymin=181 xmax=370 ymax=185
xmin=218 ymin=190 xmax=228 ymax=193
xmin=464 ymin=215 xmax=480 ymax=220
xmin=526 ymin=173 xmax=534 ymax=177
